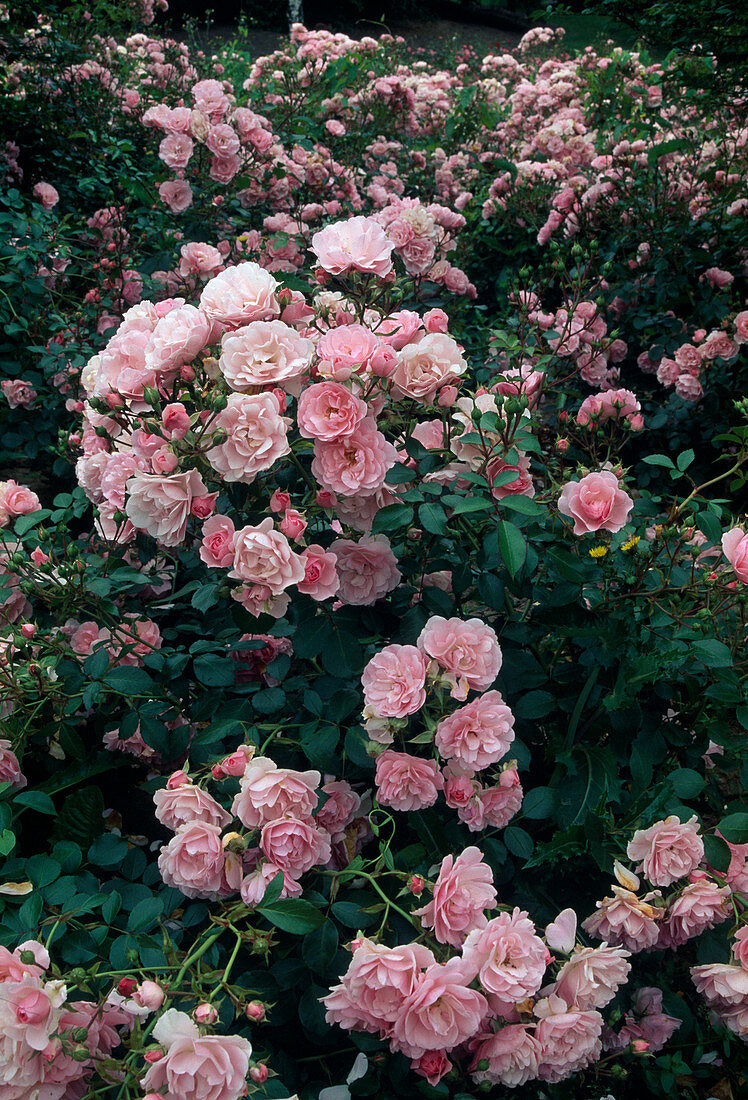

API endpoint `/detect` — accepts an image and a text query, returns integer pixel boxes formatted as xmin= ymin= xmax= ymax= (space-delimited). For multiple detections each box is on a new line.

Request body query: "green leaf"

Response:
xmin=497 ymin=520 xmax=526 ymax=578
xmin=703 ymin=833 xmax=731 ymax=873
xmin=371 ymin=503 xmax=414 ymax=532
xmin=419 ymin=502 xmax=447 ymax=535
xmin=522 ymin=786 xmax=556 ymax=820
xmin=302 ymin=922 xmax=339 ymax=974
xmin=514 ymin=690 xmax=555 ymax=719
xmin=192 ymin=583 xmax=219 ymax=613
xmin=102 ymin=667 xmax=153 ymax=693
xmin=692 ymin=639 xmax=733 ymax=668
xmin=127 ymin=897 xmax=163 ymax=933
xmin=670 ymin=768 xmax=706 ymax=799
xmin=452 ymin=497 xmax=494 ymax=515
xmin=718 ymin=813 xmax=748 ymax=844
xmin=13 ymin=790 xmax=56 ymax=815
xmin=504 ymin=826 xmax=534 ymax=860
xmin=676 ymin=448 xmax=695 ymax=471
xmin=257 ymin=898 xmax=325 ymax=934
xmin=194 ymin=654 xmax=235 ymax=687
xmin=643 ymin=454 xmax=675 ymax=468
xmin=88 ymin=834 xmax=128 ymax=867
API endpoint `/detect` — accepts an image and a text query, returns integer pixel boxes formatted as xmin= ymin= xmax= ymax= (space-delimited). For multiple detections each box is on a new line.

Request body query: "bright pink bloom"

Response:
xmin=200 ymin=514 xmax=236 ymax=568
xmin=297 ymin=544 xmax=340 ymax=600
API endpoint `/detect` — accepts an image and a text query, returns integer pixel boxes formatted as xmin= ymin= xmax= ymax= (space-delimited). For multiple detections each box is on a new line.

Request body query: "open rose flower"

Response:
xmin=627 ymin=815 xmax=704 ymax=887
xmin=434 ymin=690 xmax=515 ymax=770
xmin=361 ymin=644 xmax=428 ymax=718
xmin=462 ymin=908 xmax=547 ymax=1000
xmin=414 ymin=846 xmax=497 ymax=947
xmin=417 ymin=616 xmax=502 ymax=695
xmin=558 ymin=470 xmax=634 ymax=535
xmin=375 ymin=750 xmax=444 ymax=812
xmin=125 ymin=469 xmax=207 ymax=547
xmin=229 ymin=518 xmax=305 ymax=594
xmin=311 ymin=216 xmax=394 ymax=277
xmin=144 ymin=1010 xmax=252 ymax=1100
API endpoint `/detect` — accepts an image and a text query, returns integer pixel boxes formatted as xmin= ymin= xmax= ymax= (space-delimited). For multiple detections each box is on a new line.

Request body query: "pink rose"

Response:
xmin=297 ymin=544 xmax=340 ymax=600
xmin=558 ymin=470 xmax=634 ymax=535
xmin=207 ymin=392 xmax=290 ymax=484
xmin=582 ymin=887 xmax=664 ymax=952
xmin=159 ymin=180 xmax=193 ymax=213
xmin=536 ymin=999 xmax=603 ymax=1082
xmin=144 ymin=1010 xmax=252 ymax=1100
xmin=297 ymin=382 xmax=368 ymax=442
xmin=192 ymin=78 xmax=230 ymax=119
xmin=146 ymin=306 xmax=211 ymax=374
xmin=393 ymin=333 xmax=467 ymax=401
xmin=260 ymin=816 xmax=331 ymax=875
xmin=417 ymin=616 xmax=502 ymax=695
xmin=722 ymin=527 xmax=748 ymax=582
xmin=317 ymin=325 xmax=380 ymax=380
xmin=361 ymin=644 xmax=427 ymax=718
xmin=331 ymin=534 xmax=401 ymax=605
xmin=279 ymin=509 xmax=306 ymax=539
xmin=375 ymin=750 xmax=444 ymax=812
xmin=158 ymin=132 xmax=194 ymax=170
xmin=324 ymin=939 xmax=436 ymax=1035
xmin=0 ymin=739 xmax=26 ymax=789
xmin=486 ymin=454 xmax=534 ymax=500
xmin=1 ymin=380 xmax=37 ymax=408
xmin=200 ymin=514 xmax=236 ymax=568
xmin=462 ymin=908 xmax=547 ymax=1000
xmin=627 ymin=815 xmax=704 ymax=886
xmin=478 ymin=773 xmax=523 ymax=829
xmin=219 ymin=320 xmax=312 ymax=389
xmin=153 ymin=781 xmax=231 ymax=832
xmin=434 ymin=690 xmax=514 ymax=770
xmin=312 ymin=417 xmax=397 ymax=497
xmin=199 ymin=263 xmax=279 ymax=329
xmin=205 ymin=123 xmax=240 ymax=159
xmin=32 ymin=182 xmax=59 ymax=210
xmin=0 ymin=480 xmax=41 ymax=519
xmin=414 ymin=846 xmax=497 ymax=947
xmin=231 ymin=756 xmax=319 ymax=829
xmin=315 ymin=779 xmax=361 ymax=837
xmin=311 ymin=216 xmax=394 ymax=277
xmin=125 ymin=469 xmax=208 ymax=547
xmin=659 ymin=879 xmax=731 ymax=947
xmin=240 ymin=862 xmax=303 ymax=905
xmin=230 ymin=518 xmax=305 ymax=594
xmin=554 ymin=945 xmax=631 ymax=1010
xmin=392 ymin=958 xmax=488 ymax=1057
xmin=0 ymin=974 xmax=66 ymax=1051
xmin=158 ymin=821 xmax=227 ymax=898
xmin=470 ymin=1024 xmax=541 ymax=1087
xmin=162 ymin=403 xmax=191 ymax=440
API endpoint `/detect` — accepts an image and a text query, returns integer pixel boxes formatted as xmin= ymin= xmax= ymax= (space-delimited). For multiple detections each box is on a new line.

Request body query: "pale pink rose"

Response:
xmin=1 ymin=379 xmax=37 ymax=408
xmin=297 ymin=382 xmax=368 ymax=441
xmin=324 ymin=939 xmax=436 ymax=1034
xmin=231 ymin=756 xmax=319 ymax=829
xmin=179 ymin=242 xmax=224 ymax=278
xmin=219 ymin=320 xmax=313 ymax=390
xmin=125 ymin=469 xmax=206 ymax=548
xmin=414 ymin=846 xmax=497 ymax=947
xmin=199 ymin=263 xmax=279 ymax=329
xmin=393 ymin=333 xmax=467 ymax=401
xmin=558 ymin=470 xmax=634 ymax=535
xmin=487 ymin=454 xmax=534 ymax=500
xmin=470 ymin=1024 xmax=541 ymax=1087
xmin=200 ymin=514 xmax=235 ymax=568
xmin=207 ymin=392 xmax=290 ymax=484
xmin=230 ymin=518 xmax=305 ymax=594
xmin=312 ymin=417 xmax=397 ymax=497
xmin=377 ymin=310 xmax=423 ymax=350
xmin=70 ymin=620 xmax=105 ymax=656
xmin=32 ymin=182 xmax=59 ymax=210
xmin=361 ymin=644 xmax=428 ymax=718
xmin=0 ymin=480 xmax=41 ymax=517
xmin=240 ymin=862 xmax=302 ymax=905
xmin=659 ymin=880 xmax=731 ymax=947
xmin=703 ymin=267 xmax=734 ymax=289
xmin=554 ymin=945 xmax=631 ymax=1010
xmin=0 ymin=974 xmax=66 ymax=1050
xmin=146 ymin=305 xmax=211 ymax=374
xmin=417 ymin=616 xmax=502 ymax=695
xmin=315 ymin=779 xmax=361 ymax=837
xmin=375 ymin=750 xmax=444 ymax=812
xmin=144 ymin=1010 xmax=252 ymax=1100
xmin=582 ymin=887 xmax=664 ymax=952
xmin=159 ymin=179 xmax=193 ymax=213
xmin=722 ymin=527 xmax=748 ymax=582
xmin=462 ymin=908 xmax=547 ymax=1000
xmin=0 ymin=739 xmax=26 ymax=789
xmin=154 ymin=781 xmax=231 ymax=832
xmin=627 ymin=815 xmax=704 ymax=886
xmin=399 ymin=236 xmax=436 ymax=275
xmin=134 ymin=981 xmax=165 ymax=1011
xmin=734 ymin=311 xmax=748 ymax=345
xmin=317 ymin=325 xmax=380 ymax=380
xmin=205 ymin=123 xmax=240 ymax=158
xmin=260 ymin=816 xmax=331 ymax=875
xmin=191 ymin=78 xmax=230 ymax=119
xmin=734 ymin=927 xmax=748 ymax=969
xmin=159 ymin=132 xmax=194 ymax=170
xmin=701 ymin=330 xmax=738 ymax=361
xmin=331 ymin=534 xmax=401 ymax=605
xmin=536 ymin=999 xmax=603 ymax=1082
xmin=478 ymin=775 xmax=523 ymax=829
xmin=297 ymin=544 xmax=339 ymax=600
xmin=691 ymin=961 xmax=748 ymax=1006
xmin=311 ymin=216 xmax=394 ymax=277
xmin=392 ymin=958 xmax=488 ymax=1057
xmin=157 ymin=821 xmax=226 ymax=898
xmin=434 ymin=690 xmax=514 ymax=770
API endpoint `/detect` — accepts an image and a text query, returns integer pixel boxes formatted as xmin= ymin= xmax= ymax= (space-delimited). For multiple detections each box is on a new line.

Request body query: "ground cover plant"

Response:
xmin=1 ymin=4 xmax=747 ymax=1099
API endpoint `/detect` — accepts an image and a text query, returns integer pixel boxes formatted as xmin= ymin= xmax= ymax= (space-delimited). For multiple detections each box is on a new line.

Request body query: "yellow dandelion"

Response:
xmin=621 ymin=535 xmax=641 ymax=552
xmin=589 ymin=546 xmax=608 ymax=558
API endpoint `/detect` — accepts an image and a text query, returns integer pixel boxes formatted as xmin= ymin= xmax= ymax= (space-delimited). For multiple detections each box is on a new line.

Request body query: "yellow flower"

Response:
xmin=621 ymin=535 xmax=641 ymax=552
xmin=589 ymin=546 xmax=608 ymax=558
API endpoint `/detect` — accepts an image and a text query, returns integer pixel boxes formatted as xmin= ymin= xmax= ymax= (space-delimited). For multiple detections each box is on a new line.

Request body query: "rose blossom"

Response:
xmin=554 ymin=945 xmax=631 ymax=1009
xmin=297 ymin=382 xmax=368 ymax=441
xmin=375 ymin=750 xmax=444 ymax=812
xmin=260 ymin=816 xmax=331 ymax=875
xmin=412 ymin=1050 xmax=451 ymax=1085
xmin=158 ymin=821 xmax=226 ymax=898
xmin=240 ymin=862 xmax=303 ymax=905
xmin=154 ymin=781 xmax=231 ymax=832
xmin=324 ymin=939 xmax=436 ymax=1035
xmin=361 ymin=644 xmax=428 ymax=718
xmin=417 ymin=616 xmax=502 ymax=695
xmin=462 ymin=908 xmax=547 ymax=1000
xmin=582 ymin=887 xmax=664 ymax=952
xmin=312 ymin=418 xmax=397 ymax=497
xmin=331 ymin=534 xmax=401 ymax=605
xmin=311 ymin=216 xmax=394 ymax=277
xmin=627 ymin=815 xmax=704 ymax=886
xmin=414 ymin=846 xmax=497 ymax=947
xmin=199 ymin=263 xmax=279 ymax=329
xmin=0 ymin=480 xmax=41 ymax=520
xmin=434 ymin=690 xmax=514 ymax=770
xmin=229 ymin=518 xmax=305 ymax=594
xmin=722 ymin=527 xmax=748 ymax=582
xmin=219 ymin=320 xmax=313 ymax=390
xmin=159 ymin=180 xmax=192 ymax=213
xmin=1 ymin=380 xmax=37 ymax=408
xmin=144 ymin=1009 xmax=252 ymax=1100
xmin=145 ymin=305 xmax=211 ymax=374
xmin=393 ymin=333 xmax=467 ymax=401
xmin=470 ymin=1024 xmax=541 ymax=1087
xmin=316 ymin=779 xmax=361 ymax=837
xmin=200 ymin=514 xmax=236 ymax=568
xmin=297 ymin=544 xmax=340 ymax=600
xmin=535 ymin=997 xmax=603 ymax=1082
xmin=317 ymin=325 xmax=380 ymax=380
xmin=392 ymin=958 xmax=488 ymax=1057
xmin=0 ymin=739 xmax=26 ymax=789
xmin=125 ymin=469 xmax=208 ymax=547
xmin=558 ymin=470 xmax=634 ymax=535
xmin=659 ymin=879 xmax=731 ymax=946
xmin=207 ymin=392 xmax=290 ymax=483
xmin=231 ymin=756 xmax=319 ymax=829
xmin=33 ymin=182 xmax=59 ymax=210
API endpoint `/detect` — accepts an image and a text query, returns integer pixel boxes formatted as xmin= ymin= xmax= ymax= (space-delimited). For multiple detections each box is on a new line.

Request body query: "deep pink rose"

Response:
xmin=199 ymin=514 xmax=236 ymax=568
xmin=297 ymin=544 xmax=340 ymax=600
